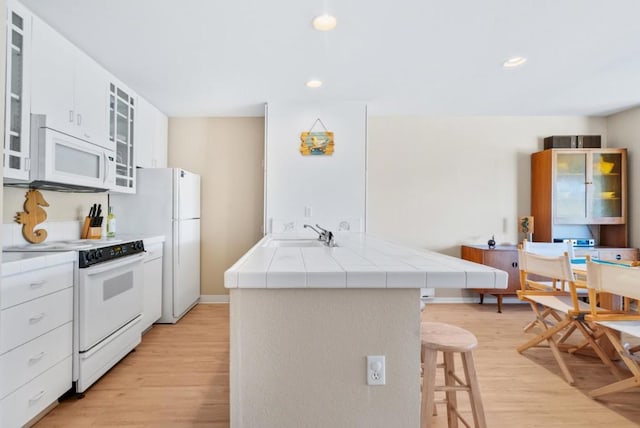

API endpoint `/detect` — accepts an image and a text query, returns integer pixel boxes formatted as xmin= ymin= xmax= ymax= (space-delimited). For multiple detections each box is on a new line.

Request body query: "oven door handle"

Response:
xmin=84 ymin=254 xmax=144 ymax=276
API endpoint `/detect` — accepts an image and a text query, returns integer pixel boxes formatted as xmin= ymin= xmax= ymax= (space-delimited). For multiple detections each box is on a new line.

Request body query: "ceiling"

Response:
xmin=20 ymin=0 xmax=640 ymax=117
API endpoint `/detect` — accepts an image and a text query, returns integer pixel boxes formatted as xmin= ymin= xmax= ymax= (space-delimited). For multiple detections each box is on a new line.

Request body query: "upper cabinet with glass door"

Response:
xmin=3 ymin=0 xmax=32 ymax=180
xmin=532 ymin=148 xmax=628 ymax=247
xmin=109 ymin=81 xmax=136 ymax=193
xmin=553 ymin=149 xmax=625 ymax=224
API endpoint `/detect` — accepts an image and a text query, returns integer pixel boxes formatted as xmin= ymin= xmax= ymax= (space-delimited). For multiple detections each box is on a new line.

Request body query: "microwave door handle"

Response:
xmin=103 ymin=152 xmax=109 ymax=184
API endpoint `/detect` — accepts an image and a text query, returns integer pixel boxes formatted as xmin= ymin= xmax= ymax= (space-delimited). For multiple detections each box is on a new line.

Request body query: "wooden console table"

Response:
xmin=461 ymin=244 xmax=518 ymax=313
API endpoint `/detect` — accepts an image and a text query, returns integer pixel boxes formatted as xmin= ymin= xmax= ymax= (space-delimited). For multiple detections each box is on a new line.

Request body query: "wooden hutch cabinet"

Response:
xmin=531 ymin=148 xmax=628 ymax=247
xmin=461 ymin=244 xmax=519 ymax=313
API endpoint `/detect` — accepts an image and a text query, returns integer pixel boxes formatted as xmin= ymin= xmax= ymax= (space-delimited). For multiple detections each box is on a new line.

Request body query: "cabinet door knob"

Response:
xmin=616 ymin=254 xmax=622 ymax=260
xmin=512 ymin=262 xmax=518 ymax=268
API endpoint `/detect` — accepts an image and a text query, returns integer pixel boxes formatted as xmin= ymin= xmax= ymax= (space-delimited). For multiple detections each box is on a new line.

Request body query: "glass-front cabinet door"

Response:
xmin=109 ymin=82 xmax=136 ymax=192
xmin=554 ymin=152 xmax=588 ymax=223
xmin=4 ymin=1 xmax=31 ymax=180
xmin=553 ymin=149 xmax=625 ymax=224
xmin=590 ymin=151 xmax=624 ymax=222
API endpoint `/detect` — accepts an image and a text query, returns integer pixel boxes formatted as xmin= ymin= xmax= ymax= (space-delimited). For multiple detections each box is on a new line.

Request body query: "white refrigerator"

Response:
xmin=112 ymin=168 xmax=201 ymax=323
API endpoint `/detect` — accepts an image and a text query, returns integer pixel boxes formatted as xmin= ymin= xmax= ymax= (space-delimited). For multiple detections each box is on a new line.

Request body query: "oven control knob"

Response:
xmin=97 ymin=249 xmax=104 ymax=259
xmin=135 ymin=241 xmax=144 ymax=251
xmin=87 ymin=250 xmax=95 ymax=261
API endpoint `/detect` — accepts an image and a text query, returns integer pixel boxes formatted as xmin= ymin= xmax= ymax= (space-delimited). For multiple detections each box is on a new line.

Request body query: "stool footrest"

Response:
xmin=435 ymin=385 xmax=470 ymax=393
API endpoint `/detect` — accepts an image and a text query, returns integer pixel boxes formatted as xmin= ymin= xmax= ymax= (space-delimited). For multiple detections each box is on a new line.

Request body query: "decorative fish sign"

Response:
xmin=15 ymin=189 xmax=49 ymax=244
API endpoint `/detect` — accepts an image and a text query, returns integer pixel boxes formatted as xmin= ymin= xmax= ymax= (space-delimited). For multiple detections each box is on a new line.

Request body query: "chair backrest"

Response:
xmin=518 ymin=249 xmax=575 ymax=292
xmin=586 ymin=260 xmax=640 ymax=301
xmin=522 ymin=239 xmax=575 ymax=259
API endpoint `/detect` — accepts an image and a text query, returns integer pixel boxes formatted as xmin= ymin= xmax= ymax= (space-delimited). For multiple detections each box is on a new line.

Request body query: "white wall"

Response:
xmin=367 ymin=115 xmax=607 ymax=296
xmin=168 ymin=117 xmax=264 ymax=297
xmin=606 ymin=106 xmax=640 ymax=247
xmin=265 ymin=102 xmax=366 ymax=234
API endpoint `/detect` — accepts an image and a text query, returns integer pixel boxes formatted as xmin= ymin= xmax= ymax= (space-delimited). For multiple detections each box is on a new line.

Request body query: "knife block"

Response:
xmin=81 ymin=217 xmax=102 ymax=239
xmin=87 ymin=227 xmax=102 ymax=239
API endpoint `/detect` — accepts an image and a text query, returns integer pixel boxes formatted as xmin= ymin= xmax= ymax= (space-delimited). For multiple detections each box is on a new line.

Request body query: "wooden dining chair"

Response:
xmin=516 ymin=249 xmax=620 ymax=385
xmin=585 ymin=259 xmax=640 ymax=398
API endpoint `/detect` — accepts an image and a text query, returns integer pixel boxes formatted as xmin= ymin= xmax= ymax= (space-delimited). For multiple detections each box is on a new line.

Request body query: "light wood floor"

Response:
xmin=34 ymin=303 xmax=640 ymax=427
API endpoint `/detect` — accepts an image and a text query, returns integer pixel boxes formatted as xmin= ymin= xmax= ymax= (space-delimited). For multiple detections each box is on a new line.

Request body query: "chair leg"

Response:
xmin=461 ymin=351 xmax=487 ymax=428
xmin=443 ymin=351 xmax=459 ymax=428
xmin=524 ymin=307 xmax=556 ymax=333
xmin=590 ymin=329 xmax=640 ymax=398
xmin=547 ymin=331 xmax=576 ymax=385
xmin=421 ymin=348 xmax=438 ymax=428
xmin=518 ymin=317 xmax=571 ymax=353
xmin=573 ymin=321 xmax=623 ymax=380
xmin=518 ymin=305 xmax=576 ymax=385
xmin=590 ymin=375 xmax=640 ymax=398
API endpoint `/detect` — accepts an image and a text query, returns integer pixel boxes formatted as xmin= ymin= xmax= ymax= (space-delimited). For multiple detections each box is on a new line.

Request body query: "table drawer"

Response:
xmin=1 ymin=262 xmax=74 ymax=310
xmin=0 ymin=356 xmax=71 ymax=428
xmin=0 ymin=287 xmax=73 ymax=353
xmin=0 ymin=322 xmax=72 ymax=399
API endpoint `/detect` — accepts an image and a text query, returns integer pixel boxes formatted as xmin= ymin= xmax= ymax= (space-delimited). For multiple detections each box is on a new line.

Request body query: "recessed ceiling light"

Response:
xmin=312 ymin=14 xmax=337 ymax=31
xmin=503 ymin=56 xmax=527 ymax=68
xmin=306 ymin=79 xmax=323 ymax=88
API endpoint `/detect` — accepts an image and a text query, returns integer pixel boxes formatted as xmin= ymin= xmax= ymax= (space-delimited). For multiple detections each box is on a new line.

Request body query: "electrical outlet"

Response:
xmin=367 ymin=355 xmax=386 ymax=386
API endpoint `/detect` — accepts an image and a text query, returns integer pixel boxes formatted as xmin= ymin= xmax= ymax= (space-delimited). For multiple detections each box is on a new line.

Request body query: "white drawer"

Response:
xmin=1 ymin=262 xmax=74 ymax=310
xmin=145 ymin=242 xmax=163 ymax=261
xmin=0 ymin=288 xmax=73 ymax=353
xmin=0 ymin=322 xmax=72 ymax=399
xmin=0 ymin=356 xmax=72 ymax=428
xmin=77 ymin=315 xmax=141 ymax=393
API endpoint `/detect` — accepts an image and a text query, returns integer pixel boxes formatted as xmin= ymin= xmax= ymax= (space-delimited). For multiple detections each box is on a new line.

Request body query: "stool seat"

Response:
xmin=420 ymin=322 xmax=486 ymax=428
xmin=421 ymin=321 xmax=478 ymax=352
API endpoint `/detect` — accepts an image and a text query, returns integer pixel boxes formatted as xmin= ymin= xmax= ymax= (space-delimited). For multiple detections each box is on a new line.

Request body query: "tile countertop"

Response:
xmin=2 ymin=251 xmax=76 ymax=276
xmin=225 ymin=234 xmax=509 ymax=289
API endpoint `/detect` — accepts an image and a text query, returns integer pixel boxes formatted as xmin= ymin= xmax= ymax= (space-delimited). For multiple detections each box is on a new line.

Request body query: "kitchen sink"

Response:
xmin=264 ymin=239 xmax=328 ymax=248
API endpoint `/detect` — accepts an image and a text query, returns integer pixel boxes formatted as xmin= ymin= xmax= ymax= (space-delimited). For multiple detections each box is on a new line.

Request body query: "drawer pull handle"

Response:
xmin=29 ymin=280 xmax=46 ymax=288
xmin=28 ymin=390 xmax=46 ymax=404
xmin=29 ymin=313 xmax=46 ymax=323
xmin=28 ymin=351 xmax=46 ymax=363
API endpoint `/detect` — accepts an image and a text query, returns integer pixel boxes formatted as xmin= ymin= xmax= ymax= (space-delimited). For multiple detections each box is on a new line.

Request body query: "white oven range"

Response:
xmin=4 ymin=239 xmax=145 ymax=393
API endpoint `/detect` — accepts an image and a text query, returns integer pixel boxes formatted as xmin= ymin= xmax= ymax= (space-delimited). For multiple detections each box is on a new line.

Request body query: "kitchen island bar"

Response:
xmin=225 ymin=234 xmax=507 ymax=428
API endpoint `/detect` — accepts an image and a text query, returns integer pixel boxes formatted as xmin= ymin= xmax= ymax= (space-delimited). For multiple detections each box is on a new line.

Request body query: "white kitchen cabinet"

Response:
xmin=31 ymin=15 xmax=109 ymax=149
xmin=3 ymin=0 xmax=32 ymax=180
xmin=136 ymin=97 xmax=168 ymax=169
xmin=110 ymin=80 xmax=136 ymax=192
xmin=142 ymin=242 xmax=163 ymax=332
xmin=0 ymin=260 xmax=73 ymax=428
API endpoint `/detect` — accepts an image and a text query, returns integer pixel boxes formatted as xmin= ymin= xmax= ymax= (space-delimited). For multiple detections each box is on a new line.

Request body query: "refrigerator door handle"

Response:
xmin=176 ymin=220 xmax=180 ymax=266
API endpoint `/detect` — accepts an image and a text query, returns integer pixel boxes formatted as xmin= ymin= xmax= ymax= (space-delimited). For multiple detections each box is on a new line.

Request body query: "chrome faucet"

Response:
xmin=304 ymin=224 xmax=336 ymax=247
xmin=303 ymin=224 xmax=323 ymax=239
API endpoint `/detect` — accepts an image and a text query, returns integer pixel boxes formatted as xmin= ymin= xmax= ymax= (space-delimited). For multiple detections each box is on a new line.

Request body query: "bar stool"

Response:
xmin=420 ymin=321 xmax=486 ymax=428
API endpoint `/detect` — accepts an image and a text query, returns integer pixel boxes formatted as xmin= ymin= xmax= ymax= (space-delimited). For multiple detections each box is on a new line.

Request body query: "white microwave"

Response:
xmin=26 ymin=114 xmax=116 ymax=192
